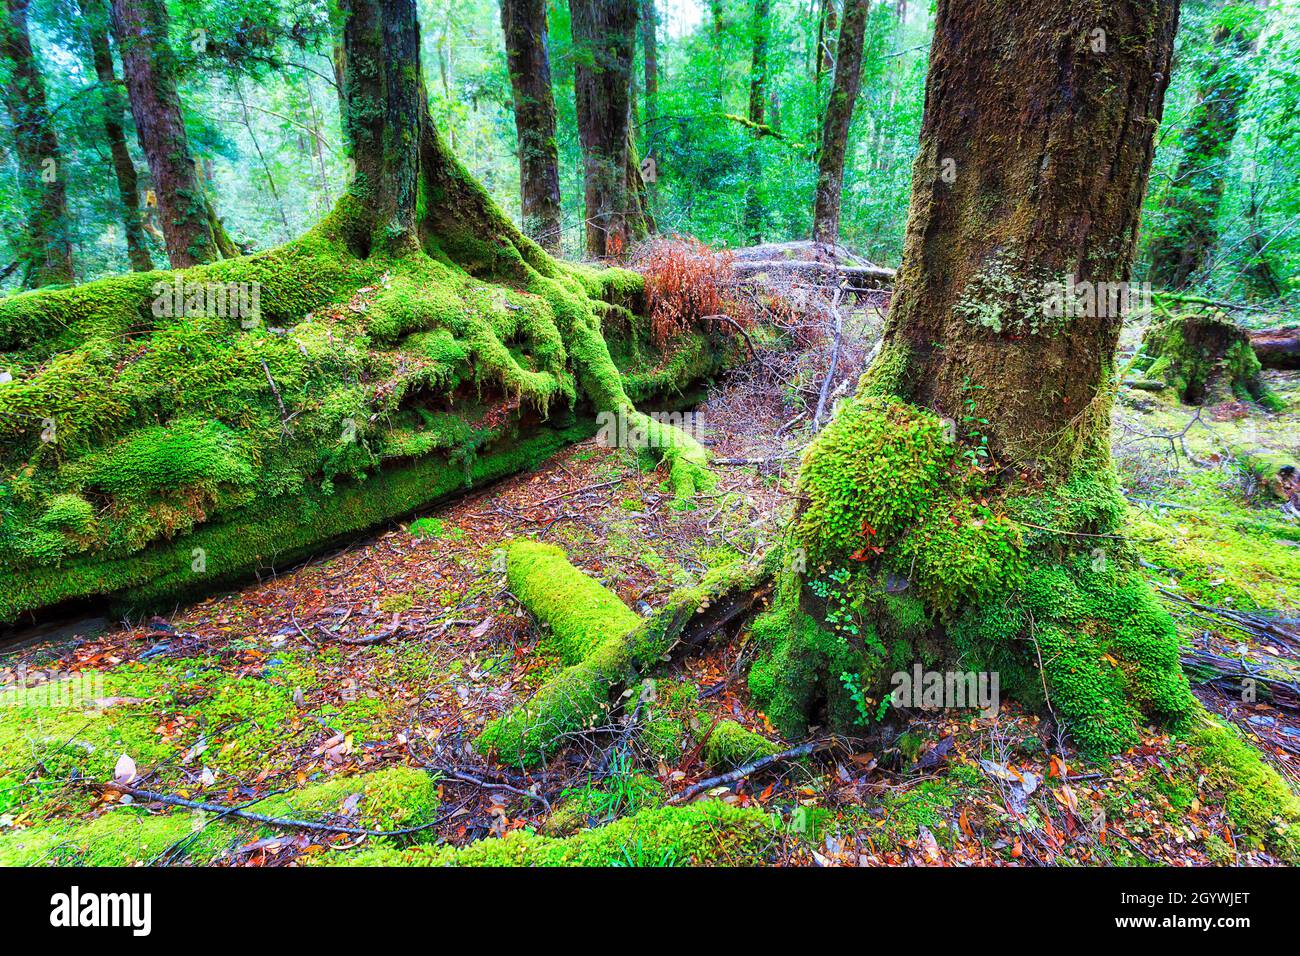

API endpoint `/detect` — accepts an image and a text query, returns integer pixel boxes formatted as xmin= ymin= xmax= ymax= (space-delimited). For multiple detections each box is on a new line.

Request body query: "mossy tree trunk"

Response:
xmin=811 ymin=0 xmax=868 ymax=244
xmin=1147 ymin=15 xmax=1257 ymax=291
xmin=110 ymin=0 xmax=222 ymax=268
xmin=500 ymin=0 xmax=564 ymax=254
xmin=0 ymin=0 xmax=74 ymax=288
xmin=752 ymin=0 xmax=1199 ymax=757
xmin=570 ymin=0 xmax=646 ymax=258
xmin=870 ymin=0 xmax=1178 ymax=468
xmin=82 ymin=0 xmax=153 ymax=273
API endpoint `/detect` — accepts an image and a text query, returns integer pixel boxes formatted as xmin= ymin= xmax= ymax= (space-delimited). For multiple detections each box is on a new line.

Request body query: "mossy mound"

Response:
xmin=0 ymin=806 xmax=239 ymax=867
xmin=329 ymin=801 xmax=778 ymax=867
xmin=700 ymin=720 xmax=780 ymax=771
xmin=0 ymin=194 xmax=729 ymax=623
xmin=0 ymin=765 xmax=441 ymax=867
xmin=255 ymin=766 xmax=441 ymax=838
xmin=1132 ymin=310 xmax=1283 ymax=410
xmin=1184 ymin=720 xmax=1300 ymax=862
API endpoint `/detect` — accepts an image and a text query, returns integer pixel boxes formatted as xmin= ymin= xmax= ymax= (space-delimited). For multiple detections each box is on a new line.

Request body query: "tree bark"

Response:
xmin=640 ymin=0 xmax=658 ymax=138
xmin=1147 ymin=18 xmax=1257 ymax=290
xmin=570 ymin=0 xmax=638 ymax=258
xmin=0 ymin=0 xmax=74 ymax=287
xmin=110 ymin=0 xmax=221 ymax=267
xmin=872 ymin=0 xmax=1180 ymax=469
xmin=500 ymin=0 xmax=563 ymax=253
xmin=811 ymin=0 xmax=868 ymax=244
xmin=742 ymin=0 xmax=771 ymax=244
xmin=82 ymin=0 xmax=153 ymax=272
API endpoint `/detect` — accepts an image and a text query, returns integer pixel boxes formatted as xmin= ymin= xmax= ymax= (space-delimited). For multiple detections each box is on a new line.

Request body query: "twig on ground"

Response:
xmin=669 ymin=739 xmax=829 ymax=804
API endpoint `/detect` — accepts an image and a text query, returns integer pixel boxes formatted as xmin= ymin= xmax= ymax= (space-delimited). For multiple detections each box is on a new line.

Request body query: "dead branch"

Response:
xmin=669 ymin=739 xmax=830 ymax=804
xmin=90 ymin=780 xmax=456 ymax=837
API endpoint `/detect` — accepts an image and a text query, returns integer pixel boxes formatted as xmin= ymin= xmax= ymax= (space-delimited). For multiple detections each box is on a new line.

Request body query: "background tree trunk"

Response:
xmin=110 ymin=0 xmax=220 ymax=267
xmin=82 ymin=0 xmax=153 ymax=272
xmin=1 ymin=0 xmax=74 ymax=287
xmin=742 ymin=0 xmax=771 ymax=244
xmin=500 ymin=0 xmax=563 ymax=253
xmin=570 ymin=0 xmax=638 ymax=258
xmin=811 ymin=0 xmax=868 ymax=244
xmin=871 ymin=0 xmax=1180 ymax=469
xmin=1147 ymin=18 xmax=1257 ymax=290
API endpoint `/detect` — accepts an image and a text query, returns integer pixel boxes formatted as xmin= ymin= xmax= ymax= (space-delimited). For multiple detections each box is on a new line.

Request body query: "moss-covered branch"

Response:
xmin=477 ymin=541 xmax=772 ymax=766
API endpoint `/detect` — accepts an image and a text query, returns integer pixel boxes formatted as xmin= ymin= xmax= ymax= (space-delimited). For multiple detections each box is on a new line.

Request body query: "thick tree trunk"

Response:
xmin=82 ymin=0 xmax=153 ymax=272
xmin=1 ymin=0 xmax=74 ymax=287
xmin=751 ymin=0 xmax=1195 ymax=760
xmin=1147 ymin=20 xmax=1256 ymax=290
xmin=110 ymin=0 xmax=220 ymax=267
xmin=500 ymin=0 xmax=563 ymax=253
xmin=570 ymin=0 xmax=638 ymax=258
xmin=872 ymin=0 xmax=1179 ymax=469
xmin=811 ymin=0 xmax=868 ymax=244
xmin=742 ymin=0 xmax=771 ymax=245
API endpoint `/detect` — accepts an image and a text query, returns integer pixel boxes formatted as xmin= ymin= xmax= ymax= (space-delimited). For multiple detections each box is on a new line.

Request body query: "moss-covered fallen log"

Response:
xmin=476 ymin=541 xmax=773 ymax=766
xmin=328 ymin=800 xmax=779 ymax=866
xmin=0 ymin=191 xmax=730 ymax=625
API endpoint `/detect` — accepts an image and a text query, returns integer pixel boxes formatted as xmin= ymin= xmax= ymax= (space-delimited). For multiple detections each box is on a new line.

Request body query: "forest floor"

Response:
xmin=2 ymin=303 xmax=1298 ymax=867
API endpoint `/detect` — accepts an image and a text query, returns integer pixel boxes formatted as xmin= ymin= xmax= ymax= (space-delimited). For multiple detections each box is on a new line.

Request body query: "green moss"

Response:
xmin=1184 ymin=719 xmax=1300 ymax=862
xmin=0 ymin=807 xmax=238 ymax=867
xmin=256 ymin=766 xmax=441 ymax=839
xmin=504 ymin=540 xmax=641 ymax=665
xmin=0 ymin=191 xmax=726 ymax=621
xmin=479 ymin=558 xmax=769 ymax=765
xmin=329 ymin=801 xmax=777 ymax=867
xmin=700 ymin=720 xmax=779 ymax=771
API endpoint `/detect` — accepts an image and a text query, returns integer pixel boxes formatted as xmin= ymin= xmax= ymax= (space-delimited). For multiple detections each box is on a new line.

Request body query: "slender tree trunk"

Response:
xmin=743 ymin=0 xmax=771 ymax=244
xmin=641 ymin=0 xmax=658 ymax=136
xmin=110 ymin=0 xmax=220 ymax=267
xmin=812 ymin=0 xmax=868 ymax=244
xmin=873 ymin=0 xmax=1179 ymax=467
xmin=1 ymin=0 xmax=74 ymax=287
xmin=815 ymin=0 xmax=837 ymax=91
xmin=234 ymin=77 xmax=290 ymax=239
xmin=570 ymin=0 xmax=638 ymax=258
xmin=81 ymin=0 xmax=152 ymax=272
xmin=1148 ymin=19 xmax=1257 ymax=290
xmin=500 ymin=0 xmax=563 ymax=253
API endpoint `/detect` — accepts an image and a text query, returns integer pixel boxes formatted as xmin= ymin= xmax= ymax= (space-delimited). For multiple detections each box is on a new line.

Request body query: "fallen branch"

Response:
xmin=813 ymin=289 xmax=844 ymax=431
xmin=669 ymin=739 xmax=829 ymax=804
xmin=91 ymin=781 xmax=455 ymax=837
xmin=1247 ymin=326 xmax=1300 ymax=370
xmin=1180 ymin=646 xmax=1300 ymax=710
xmin=731 ymin=258 xmax=895 ymax=288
